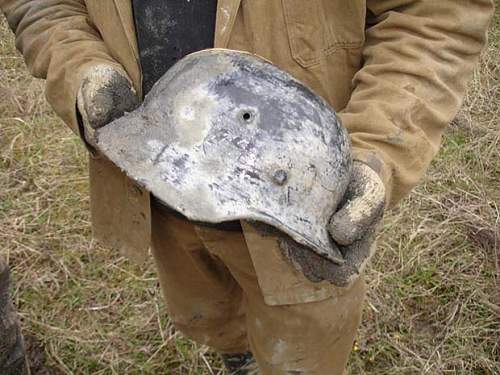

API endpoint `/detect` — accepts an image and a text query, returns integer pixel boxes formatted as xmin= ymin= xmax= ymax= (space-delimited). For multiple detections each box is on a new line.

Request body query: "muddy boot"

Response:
xmin=0 ymin=260 xmax=30 ymax=375
xmin=221 ymin=351 xmax=259 ymax=374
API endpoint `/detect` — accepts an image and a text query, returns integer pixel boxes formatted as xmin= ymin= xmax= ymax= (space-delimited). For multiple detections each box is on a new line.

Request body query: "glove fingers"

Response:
xmin=340 ymin=226 xmax=377 ymax=274
xmin=328 ymin=163 xmax=385 ymax=245
xmin=279 ymin=230 xmax=377 ymax=287
xmin=78 ymin=65 xmax=140 ymax=130
xmin=279 ymin=236 xmax=341 ymax=283
xmin=84 ymin=74 xmax=140 ymax=129
xmin=324 ymin=230 xmax=377 ymax=287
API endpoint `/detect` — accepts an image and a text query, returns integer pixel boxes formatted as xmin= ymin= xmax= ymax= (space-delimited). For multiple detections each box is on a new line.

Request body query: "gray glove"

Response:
xmin=281 ymin=161 xmax=386 ymax=287
xmin=77 ymin=64 xmax=140 ymax=147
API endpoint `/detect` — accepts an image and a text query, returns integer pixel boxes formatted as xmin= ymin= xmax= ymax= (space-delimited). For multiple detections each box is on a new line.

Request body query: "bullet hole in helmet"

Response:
xmin=240 ymin=110 xmax=254 ymax=123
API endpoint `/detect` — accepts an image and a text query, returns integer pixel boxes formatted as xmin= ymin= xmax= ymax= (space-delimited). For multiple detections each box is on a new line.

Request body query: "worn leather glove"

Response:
xmin=77 ymin=64 xmax=140 ymax=148
xmin=281 ymin=161 xmax=386 ymax=287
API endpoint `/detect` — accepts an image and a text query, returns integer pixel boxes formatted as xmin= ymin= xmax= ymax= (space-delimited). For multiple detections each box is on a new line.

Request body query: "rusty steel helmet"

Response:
xmin=96 ymin=49 xmax=352 ymax=264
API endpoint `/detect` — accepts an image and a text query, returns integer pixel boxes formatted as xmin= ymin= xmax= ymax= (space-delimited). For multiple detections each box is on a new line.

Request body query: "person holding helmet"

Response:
xmin=0 ymin=0 xmax=494 ymax=374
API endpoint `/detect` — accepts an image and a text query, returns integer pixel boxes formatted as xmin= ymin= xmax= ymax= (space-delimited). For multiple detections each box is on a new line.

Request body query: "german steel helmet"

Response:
xmin=96 ymin=49 xmax=352 ymax=264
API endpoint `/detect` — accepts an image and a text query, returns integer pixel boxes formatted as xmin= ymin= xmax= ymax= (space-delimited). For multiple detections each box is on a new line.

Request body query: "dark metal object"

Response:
xmin=132 ymin=0 xmax=217 ymax=95
xmin=96 ymin=50 xmax=352 ymax=264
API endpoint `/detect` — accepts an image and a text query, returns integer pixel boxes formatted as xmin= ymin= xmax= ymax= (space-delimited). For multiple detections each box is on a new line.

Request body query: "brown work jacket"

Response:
xmin=1 ymin=0 xmax=494 ymax=261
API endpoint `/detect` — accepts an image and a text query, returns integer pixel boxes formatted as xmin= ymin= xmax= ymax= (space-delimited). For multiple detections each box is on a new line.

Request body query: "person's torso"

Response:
xmin=84 ymin=0 xmax=367 ymax=110
xmin=131 ymin=0 xmax=218 ymax=94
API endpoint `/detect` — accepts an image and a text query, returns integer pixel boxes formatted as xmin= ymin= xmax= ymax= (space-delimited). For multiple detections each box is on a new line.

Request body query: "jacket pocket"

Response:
xmin=282 ymin=0 xmax=366 ymax=68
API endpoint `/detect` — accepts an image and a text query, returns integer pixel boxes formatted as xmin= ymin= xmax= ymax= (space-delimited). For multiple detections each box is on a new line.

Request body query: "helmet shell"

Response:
xmin=97 ymin=49 xmax=352 ymax=264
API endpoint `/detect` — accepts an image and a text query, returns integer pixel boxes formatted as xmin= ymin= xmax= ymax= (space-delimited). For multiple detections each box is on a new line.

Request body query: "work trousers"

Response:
xmin=151 ymin=203 xmax=365 ymax=374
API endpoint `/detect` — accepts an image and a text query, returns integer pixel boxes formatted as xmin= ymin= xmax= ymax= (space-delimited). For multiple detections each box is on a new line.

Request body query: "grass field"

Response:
xmin=1 ymin=9 xmax=499 ymax=375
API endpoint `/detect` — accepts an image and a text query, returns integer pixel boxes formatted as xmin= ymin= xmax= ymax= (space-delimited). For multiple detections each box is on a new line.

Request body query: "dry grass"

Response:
xmin=1 ymin=9 xmax=499 ymax=375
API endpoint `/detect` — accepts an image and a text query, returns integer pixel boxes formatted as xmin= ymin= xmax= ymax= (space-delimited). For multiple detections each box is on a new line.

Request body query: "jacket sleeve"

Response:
xmin=0 ymin=0 xmax=128 ymax=136
xmin=338 ymin=0 xmax=494 ymax=207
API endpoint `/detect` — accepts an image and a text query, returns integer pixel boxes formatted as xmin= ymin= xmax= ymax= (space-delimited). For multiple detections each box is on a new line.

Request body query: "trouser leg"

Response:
xmin=197 ymin=223 xmax=365 ymax=375
xmin=244 ymin=279 xmax=364 ymax=374
xmin=151 ymin=207 xmax=248 ymax=353
xmin=0 ymin=258 xmax=30 ymax=375
xmin=152 ymin=204 xmax=365 ymax=374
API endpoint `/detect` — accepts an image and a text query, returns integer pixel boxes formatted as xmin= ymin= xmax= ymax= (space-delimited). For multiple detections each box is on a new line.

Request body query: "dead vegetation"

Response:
xmin=1 ymin=9 xmax=499 ymax=375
